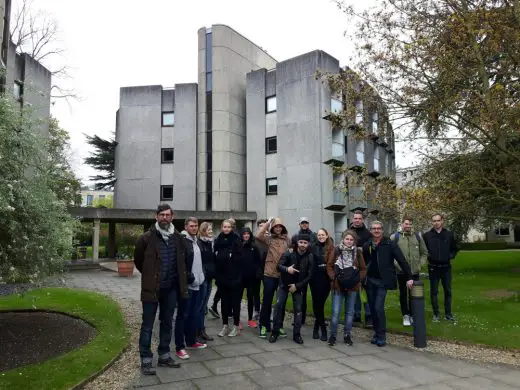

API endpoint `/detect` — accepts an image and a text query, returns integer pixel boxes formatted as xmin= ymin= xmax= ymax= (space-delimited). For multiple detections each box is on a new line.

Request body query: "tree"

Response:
xmin=10 ymin=0 xmax=76 ymax=100
xmin=46 ymin=117 xmax=81 ymax=206
xmin=84 ymin=133 xmax=117 ymax=190
xmin=0 ymin=94 xmax=76 ymax=283
xmin=322 ymin=0 xmax=520 ymax=234
xmin=93 ymin=195 xmax=113 ymax=208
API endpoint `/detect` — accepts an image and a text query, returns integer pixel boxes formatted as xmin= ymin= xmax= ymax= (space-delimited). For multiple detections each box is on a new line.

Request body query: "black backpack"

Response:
xmin=335 ymin=251 xmax=360 ymax=290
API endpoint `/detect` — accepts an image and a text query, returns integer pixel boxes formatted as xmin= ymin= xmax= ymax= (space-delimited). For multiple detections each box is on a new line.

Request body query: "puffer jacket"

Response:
xmin=214 ymin=231 xmax=243 ymax=288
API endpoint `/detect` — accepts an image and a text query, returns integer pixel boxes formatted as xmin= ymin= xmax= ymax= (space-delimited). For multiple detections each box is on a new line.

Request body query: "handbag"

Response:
xmin=334 ymin=251 xmax=360 ymax=290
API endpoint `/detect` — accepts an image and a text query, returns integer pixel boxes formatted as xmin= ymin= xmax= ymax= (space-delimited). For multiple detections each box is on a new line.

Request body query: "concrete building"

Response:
xmin=114 ymin=25 xmax=396 ymax=240
xmin=246 ymin=53 xmax=396 ymax=241
xmin=80 ymin=189 xmax=114 ymax=207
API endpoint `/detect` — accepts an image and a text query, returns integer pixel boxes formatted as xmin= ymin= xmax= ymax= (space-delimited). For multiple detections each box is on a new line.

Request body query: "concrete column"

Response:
xmin=92 ymin=219 xmax=100 ymax=262
xmin=108 ymin=222 xmax=116 ymax=258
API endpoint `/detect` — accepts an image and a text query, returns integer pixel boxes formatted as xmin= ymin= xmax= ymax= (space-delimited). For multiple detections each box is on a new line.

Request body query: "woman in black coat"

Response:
xmin=240 ymin=227 xmax=262 ymax=328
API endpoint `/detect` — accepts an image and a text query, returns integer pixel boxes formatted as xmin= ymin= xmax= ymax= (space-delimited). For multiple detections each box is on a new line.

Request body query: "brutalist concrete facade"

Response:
xmin=114 ymin=84 xmax=198 ymax=210
xmin=246 ymin=51 xmax=396 ymax=242
xmin=114 ymin=25 xmax=396 ymax=234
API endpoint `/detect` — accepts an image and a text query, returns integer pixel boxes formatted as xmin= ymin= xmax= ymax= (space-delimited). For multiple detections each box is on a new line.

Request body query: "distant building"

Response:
xmin=80 ymin=189 xmax=113 ymax=208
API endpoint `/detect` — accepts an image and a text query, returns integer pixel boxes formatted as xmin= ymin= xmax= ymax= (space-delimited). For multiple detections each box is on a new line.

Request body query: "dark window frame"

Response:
xmin=162 ymin=111 xmax=175 ymax=127
xmin=266 ymin=177 xmax=278 ymax=195
xmin=161 ymin=148 xmax=174 ymax=163
xmin=160 ymin=185 xmax=174 ymax=201
xmin=265 ymin=136 xmax=277 ymax=154
xmin=265 ymin=95 xmax=277 ymax=113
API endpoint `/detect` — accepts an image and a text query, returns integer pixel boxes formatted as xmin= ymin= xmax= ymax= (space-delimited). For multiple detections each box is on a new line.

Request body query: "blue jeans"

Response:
xmin=174 ymin=289 xmax=201 ymax=350
xmin=197 ymin=280 xmax=211 ymax=329
xmin=139 ymin=288 xmax=177 ymax=363
xmin=260 ymin=276 xmax=279 ymax=332
xmin=365 ymin=278 xmax=388 ymax=340
xmin=330 ymin=290 xmax=357 ymax=338
xmin=354 ymin=289 xmax=371 ymax=321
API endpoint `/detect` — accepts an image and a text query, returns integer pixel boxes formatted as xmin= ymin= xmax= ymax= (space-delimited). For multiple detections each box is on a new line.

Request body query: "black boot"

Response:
xmin=320 ymin=325 xmax=328 ymax=342
xmin=141 ymin=363 xmax=156 ymax=375
xmin=200 ymin=327 xmax=214 ymax=341
xmin=312 ymin=322 xmax=320 ymax=339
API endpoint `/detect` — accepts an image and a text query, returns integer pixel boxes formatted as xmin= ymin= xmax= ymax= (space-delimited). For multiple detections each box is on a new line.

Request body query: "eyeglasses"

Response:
xmin=371 ymin=227 xmax=382 ymax=231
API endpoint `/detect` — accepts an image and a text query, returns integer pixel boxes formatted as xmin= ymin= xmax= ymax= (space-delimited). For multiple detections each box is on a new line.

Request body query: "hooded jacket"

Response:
xmin=134 ymin=225 xmax=190 ymax=301
xmin=255 ymin=217 xmax=290 ymax=278
xmin=240 ymin=227 xmax=262 ymax=281
xmin=214 ymin=231 xmax=243 ymax=288
xmin=181 ymin=231 xmax=205 ymax=291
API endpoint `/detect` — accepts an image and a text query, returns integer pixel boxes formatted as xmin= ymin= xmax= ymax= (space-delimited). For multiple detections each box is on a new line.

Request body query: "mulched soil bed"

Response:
xmin=0 ymin=311 xmax=96 ymax=372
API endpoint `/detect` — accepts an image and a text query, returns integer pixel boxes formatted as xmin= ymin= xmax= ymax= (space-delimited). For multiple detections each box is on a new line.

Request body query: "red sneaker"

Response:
xmin=176 ymin=349 xmax=190 ymax=359
xmin=247 ymin=320 xmax=257 ymax=328
xmin=186 ymin=342 xmax=207 ymax=350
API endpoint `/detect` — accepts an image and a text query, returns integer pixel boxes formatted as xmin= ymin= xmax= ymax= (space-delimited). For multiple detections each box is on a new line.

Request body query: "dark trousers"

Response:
xmin=429 ymin=266 xmax=452 ymax=316
xmin=243 ymin=277 xmax=261 ymax=320
xmin=273 ymin=287 xmax=303 ymax=336
xmin=203 ymin=277 xmax=213 ymax=312
xmin=366 ymin=277 xmax=388 ymax=340
xmin=260 ymin=276 xmax=279 ymax=331
xmin=301 ymin=285 xmax=308 ymax=324
xmin=397 ymin=273 xmax=419 ymax=316
xmin=139 ymin=288 xmax=177 ymax=363
xmin=221 ymin=285 xmax=242 ymax=326
xmin=196 ymin=281 xmax=211 ymax=330
xmin=212 ymin=286 xmax=222 ymax=308
xmin=310 ymin=272 xmax=330 ymax=326
xmin=174 ymin=289 xmax=200 ymax=350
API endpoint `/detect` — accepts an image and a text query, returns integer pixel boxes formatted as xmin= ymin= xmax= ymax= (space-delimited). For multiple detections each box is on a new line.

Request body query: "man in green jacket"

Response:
xmin=390 ymin=216 xmax=428 ymax=327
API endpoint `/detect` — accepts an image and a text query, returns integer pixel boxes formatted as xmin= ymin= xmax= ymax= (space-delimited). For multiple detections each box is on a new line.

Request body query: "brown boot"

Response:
xmin=200 ymin=327 xmax=214 ymax=341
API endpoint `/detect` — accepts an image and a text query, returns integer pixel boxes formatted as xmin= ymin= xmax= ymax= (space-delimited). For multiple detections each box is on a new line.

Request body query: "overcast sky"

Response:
xmin=20 ymin=0 xmax=415 ymax=186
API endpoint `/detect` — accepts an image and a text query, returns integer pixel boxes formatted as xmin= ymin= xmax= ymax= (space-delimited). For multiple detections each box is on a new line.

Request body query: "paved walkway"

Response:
xmin=65 ymin=270 xmax=519 ymax=390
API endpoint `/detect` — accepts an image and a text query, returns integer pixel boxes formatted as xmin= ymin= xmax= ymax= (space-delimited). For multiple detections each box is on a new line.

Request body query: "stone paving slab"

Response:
xmin=64 ymin=270 xmax=520 ymax=390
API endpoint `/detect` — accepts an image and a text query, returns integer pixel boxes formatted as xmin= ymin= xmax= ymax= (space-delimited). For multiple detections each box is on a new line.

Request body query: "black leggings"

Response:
xmin=221 ymin=285 xmax=242 ymax=326
xmin=243 ymin=278 xmax=261 ymax=320
xmin=310 ymin=272 xmax=331 ymax=326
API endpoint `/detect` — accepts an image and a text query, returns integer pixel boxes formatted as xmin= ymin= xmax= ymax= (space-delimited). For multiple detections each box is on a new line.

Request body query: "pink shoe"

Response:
xmin=247 ymin=320 xmax=257 ymax=328
xmin=176 ymin=349 xmax=190 ymax=359
xmin=186 ymin=342 xmax=207 ymax=350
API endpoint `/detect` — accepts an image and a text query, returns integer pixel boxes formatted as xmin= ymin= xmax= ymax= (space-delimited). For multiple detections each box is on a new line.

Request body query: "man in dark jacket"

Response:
xmin=362 ymin=221 xmax=414 ymax=347
xmin=134 ymin=204 xmax=192 ymax=375
xmin=423 ymin=214 xmax=459 ymax=322
xmin=269 ymin=233 xmax=314 ymax=345
xmin=290 ymin=217 xmax=317 ymax=325
xmin=350 ymin=210 xmax=373 ymax=327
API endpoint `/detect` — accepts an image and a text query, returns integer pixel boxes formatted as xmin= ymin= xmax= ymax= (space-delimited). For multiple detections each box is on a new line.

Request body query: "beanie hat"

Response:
xmin=297 ymin=233 xmax=311 ymax=243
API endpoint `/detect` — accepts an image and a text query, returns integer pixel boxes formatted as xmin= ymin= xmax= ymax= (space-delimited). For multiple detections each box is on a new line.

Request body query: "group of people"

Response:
xmin=134 ymin=204 xmax=458 ymax=375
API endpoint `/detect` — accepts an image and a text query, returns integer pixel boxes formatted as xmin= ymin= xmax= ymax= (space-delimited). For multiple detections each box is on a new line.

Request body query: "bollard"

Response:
xmin=411 ymin=280 xmax=427 ymax=348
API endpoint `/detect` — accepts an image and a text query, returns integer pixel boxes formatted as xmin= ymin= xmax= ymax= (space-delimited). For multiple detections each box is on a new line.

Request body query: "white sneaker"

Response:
xmin=218 ymin=325 xmax=229 ymax=337
xmin=403 ymin=315 xmax=411 ymax=326
xmin=228 ymin=325 xmax=240 ymax=337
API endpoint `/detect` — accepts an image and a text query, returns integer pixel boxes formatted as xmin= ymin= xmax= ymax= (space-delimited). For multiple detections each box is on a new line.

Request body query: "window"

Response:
xmin=372 ymin=111 xmax=379 ymax=133
xmin=161 ymin=148 xmax=174 ymax=163
xmin=265 ymin=137 xmax=277 ymax=154
xmin=331 ymin=98 xmax=343 ymax=114
xmin=266 ymin=96 xmax=277 ymax=113
xmin=161 ymin=185 xmax=173 ymax=201
xmin=374 ymin=146 xmax=380 ymax=171
xmin=86 ymin=194 xmax=93 ymax=206
xmin=356 ymin=140 xmax=365 ymax=164
xmin=495 ymin=226 xmax=510 ymax=236
xmin=99 ymin=195 xmax=105 ymax=200
xmin=266 ymin=177 xmax=278 ymax=195
xmin=355 ymin=100 xmax=364 ymax=125
xmin=13 ymin=81 xmax=23 ymax=100
xmin=162 ymin=112 xmax=175 ymax=126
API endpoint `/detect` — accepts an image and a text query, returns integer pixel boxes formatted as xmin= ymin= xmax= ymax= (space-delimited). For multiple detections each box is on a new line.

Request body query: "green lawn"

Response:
xmin=0 ymin=288 xmax=128 ymax=390
xmin=285 ymin=250 xmax=520 ymax=350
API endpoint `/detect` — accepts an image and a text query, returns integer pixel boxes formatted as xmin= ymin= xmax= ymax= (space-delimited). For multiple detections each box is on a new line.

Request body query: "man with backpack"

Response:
xmin=390 ymin=216 xmax=428 ymax=326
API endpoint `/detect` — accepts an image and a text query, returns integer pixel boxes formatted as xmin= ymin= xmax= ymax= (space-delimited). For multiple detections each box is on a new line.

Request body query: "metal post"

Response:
xmin=411 ymin=280 xmax=427 ymax=348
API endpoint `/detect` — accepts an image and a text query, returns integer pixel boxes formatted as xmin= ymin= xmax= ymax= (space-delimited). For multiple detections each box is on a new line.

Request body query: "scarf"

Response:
xmin=156 ymin=222 xmax=175 ymax=241
xmin=336 ymin=243 xmax=357 ymax=269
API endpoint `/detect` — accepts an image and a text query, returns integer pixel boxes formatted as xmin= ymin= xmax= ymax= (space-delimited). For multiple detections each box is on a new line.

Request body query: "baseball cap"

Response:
xmin=299 ymin=217 xmax=310 ymax=224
